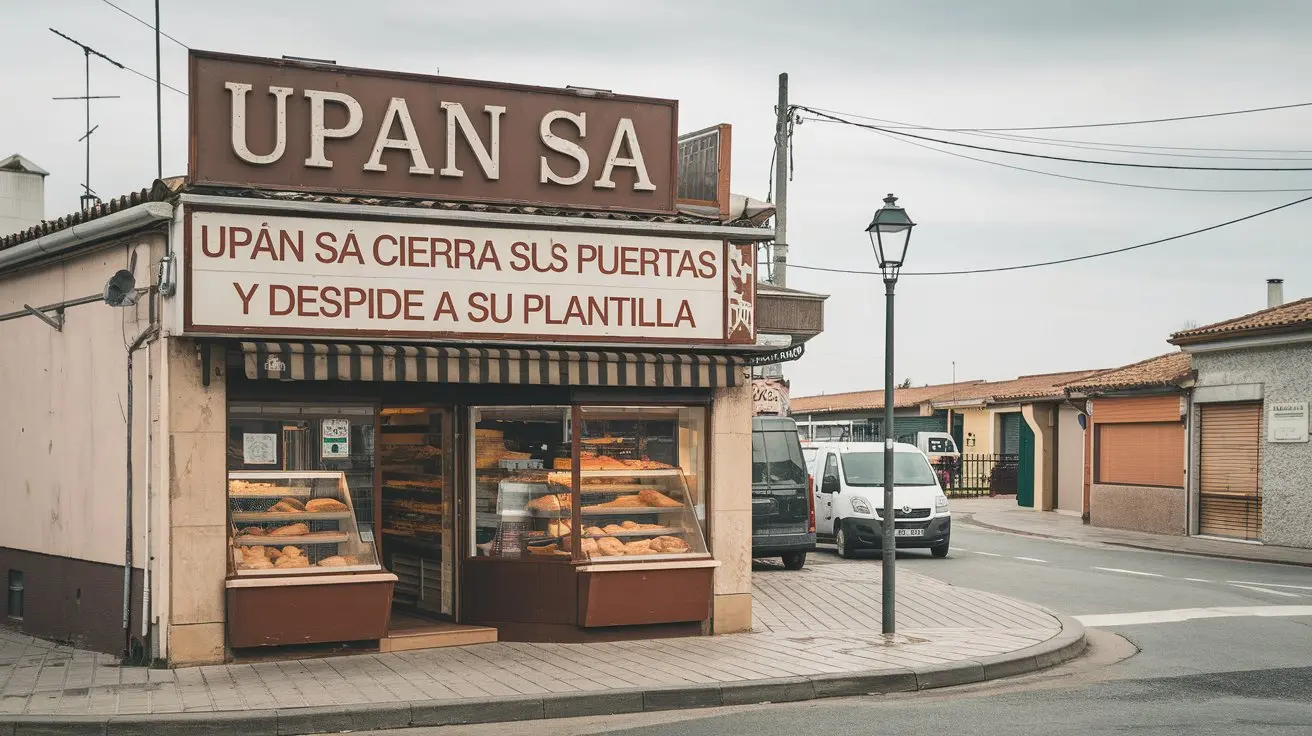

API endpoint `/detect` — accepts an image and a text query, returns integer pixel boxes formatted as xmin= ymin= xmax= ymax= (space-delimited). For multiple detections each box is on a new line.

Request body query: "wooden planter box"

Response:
xmin=225 ymin=572 xmax=396 ymax=649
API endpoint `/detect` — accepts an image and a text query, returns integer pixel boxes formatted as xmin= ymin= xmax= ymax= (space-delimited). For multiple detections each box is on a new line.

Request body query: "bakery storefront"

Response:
xmin=163 ymin=51 xmax=771 ymax=659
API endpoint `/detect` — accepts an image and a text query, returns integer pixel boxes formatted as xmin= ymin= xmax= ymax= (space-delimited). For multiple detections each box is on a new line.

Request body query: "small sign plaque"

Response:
xmin=1267 ymin=401 xmax=1308 ymax=443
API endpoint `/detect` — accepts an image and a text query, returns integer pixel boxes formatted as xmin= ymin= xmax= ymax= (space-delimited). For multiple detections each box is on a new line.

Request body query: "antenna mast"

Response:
xmin=50 ymin=28 xmax=123 ymax=213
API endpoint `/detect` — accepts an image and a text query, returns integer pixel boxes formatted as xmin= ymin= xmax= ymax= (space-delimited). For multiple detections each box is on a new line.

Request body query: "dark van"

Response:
xmin=751 ymin=416 xmax=816 ymax=569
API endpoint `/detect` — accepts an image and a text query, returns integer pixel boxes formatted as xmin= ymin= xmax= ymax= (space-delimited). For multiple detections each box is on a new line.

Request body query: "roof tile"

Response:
xmin=1061 ymin=352 xmax=1191 ymax=393
xmin=1171 ymin=297 xmax=1312 ymax=344
xmin=790 ymin=381 xmax=983 ymax=414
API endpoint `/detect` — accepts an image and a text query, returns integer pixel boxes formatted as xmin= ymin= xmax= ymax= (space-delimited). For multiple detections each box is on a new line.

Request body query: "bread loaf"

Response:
xmin=547 ymin=520 xmax=572 ymax=537
xmin=580 ymin=538 xmax=600 ymax=557
xmin=623 ymin=540 xmax=655 ymax=555
xmin=306 ymin=498 xmax=348 ymax=513
xmin=638 ymin=489 xmax=682 ymax=508
xmin=270 ymin=523 xmax=309 ymax=537
xmin=274 ymin=554 xmax=310 ymax=568
xmin=651 ymin=535 xmax=691 ymax=553
xmin=317 ymin=555 xmax=352 ymax=567
xmin=596 ymin=537 xmax=625 ymax=556
xmin=281 ymin=545 xmax=304 ymax=557
xmin=238 ymin=526 xmax=266 ymax=537
xmin=584 ymin=526 xmax=606 ymax=538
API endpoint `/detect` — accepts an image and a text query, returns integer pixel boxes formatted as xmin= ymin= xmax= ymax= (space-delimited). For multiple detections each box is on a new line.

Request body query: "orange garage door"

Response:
xmin=1197 ymin=402 xmax=1262 ymax=540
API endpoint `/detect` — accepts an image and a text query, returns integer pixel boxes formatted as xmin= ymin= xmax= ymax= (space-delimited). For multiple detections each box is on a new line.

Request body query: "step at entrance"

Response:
xmin=380 ymin=621 xmax=498 ymax=653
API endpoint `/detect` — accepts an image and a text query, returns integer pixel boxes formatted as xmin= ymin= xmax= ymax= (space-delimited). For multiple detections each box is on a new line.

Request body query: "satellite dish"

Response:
xmin=103 ymin=269 xmax=139 ymax=307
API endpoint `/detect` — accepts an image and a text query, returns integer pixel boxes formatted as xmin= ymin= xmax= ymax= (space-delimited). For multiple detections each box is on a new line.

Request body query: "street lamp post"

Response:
xmin=866 ymin=193 xmax=916 ymax=636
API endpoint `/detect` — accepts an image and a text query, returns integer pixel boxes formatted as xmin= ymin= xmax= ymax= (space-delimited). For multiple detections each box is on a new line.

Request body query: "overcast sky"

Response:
xmin=4 ymin=0 xmax=1311 ymax=396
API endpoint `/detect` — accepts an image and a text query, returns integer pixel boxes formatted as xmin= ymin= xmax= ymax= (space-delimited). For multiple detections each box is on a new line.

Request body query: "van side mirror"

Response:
xmin=822 ymin=476 xmax=840 ymax=494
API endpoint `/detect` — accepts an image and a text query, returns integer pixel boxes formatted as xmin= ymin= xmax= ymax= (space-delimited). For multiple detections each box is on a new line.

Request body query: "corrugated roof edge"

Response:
xmin=1 ymin=179 xmax=773 ymax=252
xmin=0 ymin=177 xmax=182 ymax=252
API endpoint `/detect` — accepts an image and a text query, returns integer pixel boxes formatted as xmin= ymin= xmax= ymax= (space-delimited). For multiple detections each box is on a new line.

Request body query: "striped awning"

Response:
xmin=240 ymin=342 xmax=746 ymax=388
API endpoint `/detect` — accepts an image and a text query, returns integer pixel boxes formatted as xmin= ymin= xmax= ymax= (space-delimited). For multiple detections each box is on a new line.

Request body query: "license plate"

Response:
xmin=895 ymin=528 xmax=924 ymax=537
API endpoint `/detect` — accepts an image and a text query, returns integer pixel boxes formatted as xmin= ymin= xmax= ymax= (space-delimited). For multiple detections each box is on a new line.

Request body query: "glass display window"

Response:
xmin=468 ymin=405 xmax=710 ymax=563
xmin=470 ymin=406 xmax=571 ymax=560
xmin=228 ymin=404 xmax=377 ymax=540
xmin=571 ymin=406 xmax=709 ymax=562
xmin=227 ymin=471 xmax=381 ymax=575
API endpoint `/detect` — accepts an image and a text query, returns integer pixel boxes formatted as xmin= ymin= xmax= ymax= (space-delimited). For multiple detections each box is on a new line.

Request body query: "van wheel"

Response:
xmin=834 ymin=523 xmax=853 ymax=559
xmin=781 ymin=552 xmax=806 ymax=570
xmin=931 ymin=539 xmax=950 ymax=558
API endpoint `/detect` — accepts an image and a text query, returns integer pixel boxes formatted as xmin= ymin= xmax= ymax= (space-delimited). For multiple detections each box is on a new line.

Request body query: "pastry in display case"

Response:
xmin=228 ymin=471 xmax=381 ymax=575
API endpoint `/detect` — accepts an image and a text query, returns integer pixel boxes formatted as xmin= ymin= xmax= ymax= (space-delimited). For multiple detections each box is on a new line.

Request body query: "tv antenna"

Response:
xmin=50 ymin=28 xmax=123 ymax=213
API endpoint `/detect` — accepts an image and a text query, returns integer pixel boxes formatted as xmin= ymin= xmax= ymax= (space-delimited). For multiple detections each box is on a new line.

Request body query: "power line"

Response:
xmin=804 ymin=100 xmax=1312 ymax=133
xmin=118 ymin=60 xmax=187 ymax=95
xmin=101 ymin=0 xmax=189 ymax=48
xmin=800 ymin=117 xmax=1312 ymax=194
xmin=799 ymin=105 xmax=1312 ymax=155
xmin=798 ymin=107 xmax=1312 ymax=172
xmin=783 ymin=194 xmax=1312 ymax=277
xmin=964 ymin=129 xmax=1312 ymax=162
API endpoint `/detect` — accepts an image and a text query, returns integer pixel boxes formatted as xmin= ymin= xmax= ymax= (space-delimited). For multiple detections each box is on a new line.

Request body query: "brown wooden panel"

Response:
xmin=1096 ymin=422 xmax=1184 ymax=487
xmin=1093 ymin=395 xmax=1182 ymax=424
xmin=460 ymin=557 xmax=578 ymax=626
xmin=226 ymin=579 xmax=394 ymax=648
xmin=577 ymin=567 xmax=713 ymax=627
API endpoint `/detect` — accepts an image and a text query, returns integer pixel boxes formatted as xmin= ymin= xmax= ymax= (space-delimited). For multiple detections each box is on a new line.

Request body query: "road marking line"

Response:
xmin=1228 ymin=581 xmax=1312 ymax=591
xmin=1230 ymin=584 xmax=1302 ymax=598
xmin=1076 ymin=605 xmax=1312 ymax=627
xmin=1183 ymin=578 xmax=1211 ymax=583
xmin=1014 ymin=557 xmax=1047 ymax=563
xmin=1093 ymin=567 xmax=1163 ymax=578
xmin=973 ymin=551 xmax=1003 ymax=557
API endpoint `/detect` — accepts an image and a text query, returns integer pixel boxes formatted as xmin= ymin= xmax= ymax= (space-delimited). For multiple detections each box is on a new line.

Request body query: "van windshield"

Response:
xmin=840 ymin=452 xmax=938 ymax=487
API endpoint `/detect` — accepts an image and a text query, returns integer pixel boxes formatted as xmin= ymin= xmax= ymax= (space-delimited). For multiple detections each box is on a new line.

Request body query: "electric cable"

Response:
xmin=797 ymin=107 xmax=1312 ymax=172
xmin=799 ymin=117 xmax=1312 ymax=194
xmin=783 ymin=194 xmax=1312 ymax=277
xmin=801 ymin=100 xmax=1312 ymax=132
xmin=799 ymin=105 xmax=1312 ymax=155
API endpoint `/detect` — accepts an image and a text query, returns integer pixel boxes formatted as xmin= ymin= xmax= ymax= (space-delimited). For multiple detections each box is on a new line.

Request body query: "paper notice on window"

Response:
xmin=322 ymin=418 xmax=351 ymax=459
xmin=243 ymin=433 xmax=278 ymax=465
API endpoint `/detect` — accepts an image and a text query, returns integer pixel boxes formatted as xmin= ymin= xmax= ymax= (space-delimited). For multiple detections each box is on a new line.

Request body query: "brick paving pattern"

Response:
xmin=0 ymin=558 xmax=1061 ymax=716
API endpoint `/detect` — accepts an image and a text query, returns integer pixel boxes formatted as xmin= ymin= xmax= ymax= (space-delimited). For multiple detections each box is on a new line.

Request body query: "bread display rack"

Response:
xmin=503 ymin=461 xmax=708 ymax=562
xmin=228 ymin=471 xmax=382 ymax=576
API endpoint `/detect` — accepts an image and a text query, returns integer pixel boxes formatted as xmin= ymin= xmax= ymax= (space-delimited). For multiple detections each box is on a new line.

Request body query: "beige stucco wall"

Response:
xmin=1090 ymin=484 xmax=1187 ymax=535
xmin=0 ymin=237 xmax=159 ymax=567
xmin=1056 ymin=406 xmax=1085 ymax=513
xmin=163 ymin=339 xmax=228 ymax=665
xmin=958 ymin=407 xmax=992 ymax=454
xmin=710 ymin=379 xmax=752 ymax=634
xmin=1021 ymin=404 xmax=1055 ymax=511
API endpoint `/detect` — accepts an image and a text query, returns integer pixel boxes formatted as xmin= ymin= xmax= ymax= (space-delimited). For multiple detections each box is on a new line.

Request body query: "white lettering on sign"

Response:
xmin=224 ymin=83 xmax=655 ymax=191
xmin=184 ymin=210 xmax=738 ymax=343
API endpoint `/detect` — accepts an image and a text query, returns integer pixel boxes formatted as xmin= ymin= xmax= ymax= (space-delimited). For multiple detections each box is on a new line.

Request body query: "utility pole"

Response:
xmin=155 ymin=0 xmax=163 ymax=180
xmin=50 ymin=28 xmax=123 ymax=213
xmin=773 ymin=73 xmax=789 ymax=288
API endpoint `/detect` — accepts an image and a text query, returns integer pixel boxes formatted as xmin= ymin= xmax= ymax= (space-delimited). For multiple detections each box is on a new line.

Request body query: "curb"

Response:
xmin=958 ymin=513 xmax=1312 ymax=569
xmin=0 ymin=618 xmax=1086 ymax=736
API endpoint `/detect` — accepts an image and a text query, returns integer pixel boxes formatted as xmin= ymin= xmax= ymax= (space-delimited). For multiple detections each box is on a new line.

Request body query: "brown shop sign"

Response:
xmin=188 ymin=51 xmax=679 ymax=212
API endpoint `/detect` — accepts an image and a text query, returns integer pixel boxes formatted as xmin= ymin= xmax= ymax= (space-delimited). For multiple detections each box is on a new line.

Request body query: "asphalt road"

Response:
xmin=372 ymin=522 xmax=1312 ymax=735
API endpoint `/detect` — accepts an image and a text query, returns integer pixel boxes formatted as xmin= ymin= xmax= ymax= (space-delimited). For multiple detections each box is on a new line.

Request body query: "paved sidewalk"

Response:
xmin=955 ymin=497 xmax=1312 ymax=567
xmin=0 ymin=558 xmax=1083 ymax=735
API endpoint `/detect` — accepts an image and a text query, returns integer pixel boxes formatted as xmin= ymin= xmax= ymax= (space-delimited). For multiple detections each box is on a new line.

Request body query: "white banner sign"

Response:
xmin=183 ymin=209 xmax=756 ymax=344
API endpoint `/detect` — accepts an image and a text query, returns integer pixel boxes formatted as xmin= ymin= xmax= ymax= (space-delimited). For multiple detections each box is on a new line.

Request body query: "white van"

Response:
xmin=805 ymin=442 xmax=951 ymax=558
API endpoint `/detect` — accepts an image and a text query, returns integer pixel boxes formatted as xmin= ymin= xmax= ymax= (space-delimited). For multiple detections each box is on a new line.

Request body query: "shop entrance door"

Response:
xmin=378 ymin=408 xmax=456 ymax=620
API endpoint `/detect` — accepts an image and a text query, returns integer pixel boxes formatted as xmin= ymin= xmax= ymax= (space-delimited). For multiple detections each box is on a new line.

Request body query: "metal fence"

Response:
xmin=939 ymin=454 xmax=1019 ymax=497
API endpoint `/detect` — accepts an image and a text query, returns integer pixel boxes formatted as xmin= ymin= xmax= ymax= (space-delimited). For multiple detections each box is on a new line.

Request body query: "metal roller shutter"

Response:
xmin=1197 ymin=402 xmax=1262 ymax=540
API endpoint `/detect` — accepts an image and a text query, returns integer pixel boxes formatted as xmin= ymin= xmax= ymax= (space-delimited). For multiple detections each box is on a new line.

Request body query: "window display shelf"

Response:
xmin=231 ymin=511 xmax=353 ymax=523
xmin=234 ymin=532 xmax=350 ymax=546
